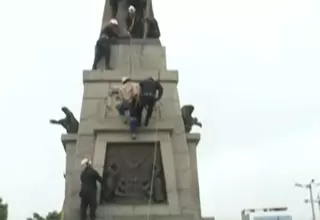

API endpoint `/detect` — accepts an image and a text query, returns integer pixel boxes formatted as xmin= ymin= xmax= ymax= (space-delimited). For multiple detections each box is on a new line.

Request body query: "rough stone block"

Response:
xmin=178 ymin=189 xmax=197 ymax=214
xmin=83 ymin=82 xmax=110 ymax=99
xmin=108 ymin=44 xmax=167 ymax=71
xmin=174 ymin=152 xmax=191 ymax=171
xmin=80 ymin=98 xmax=103 ymax=120
xmin=171 ymin=133 xmax=189 ymax=153
xmin=161 ymin=83 xmax=180 ymax=100
xmin=176 ymin=168 xmax=192 ymax=189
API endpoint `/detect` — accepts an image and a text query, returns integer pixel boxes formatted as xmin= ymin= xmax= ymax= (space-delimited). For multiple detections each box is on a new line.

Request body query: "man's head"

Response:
xmin=128 ymin=5 xmax=136 ymax=16
xmin=109 ymin=18 xmax=118 ymax=26
xmin=81 ymin=158 xmax=92 ymax=169
xmin=122 ymin=76 xmax=130 ymax=84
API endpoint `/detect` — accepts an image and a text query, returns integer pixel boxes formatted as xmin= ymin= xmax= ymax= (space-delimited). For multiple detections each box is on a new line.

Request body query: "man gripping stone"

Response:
xmin=92 ymin=19 xmax=120 ymax=70
xmin=117 ymin=76 xmax=141 ymax=139
xmin=137 ymin=77 xmax=163 ymax=126
xmin=79 ymin=158 xmax=103 ymax=220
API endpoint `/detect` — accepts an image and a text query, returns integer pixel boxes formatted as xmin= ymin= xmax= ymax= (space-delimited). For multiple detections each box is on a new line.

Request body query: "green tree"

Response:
xmin=0 ymin=198 xmax=8 ymax=220
xmin=26 ymin=211 xmax=61 ymax=220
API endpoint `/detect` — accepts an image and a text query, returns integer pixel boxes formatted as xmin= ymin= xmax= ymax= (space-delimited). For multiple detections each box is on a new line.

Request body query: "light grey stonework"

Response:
xmin=61 ymin=41 xmax=213 ymax=219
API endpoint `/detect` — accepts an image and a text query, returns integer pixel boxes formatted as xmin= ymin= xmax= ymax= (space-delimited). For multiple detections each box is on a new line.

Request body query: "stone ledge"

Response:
xmin=83 ymin=70 xmax=178 ymax=83
xmin=78 ymin=118 xmax=174 ymax=135
xmin=109 ymin=38 xmax=161 ymax=45
xmin=186 ymin=133 xmax=201 ymax=146
xmin=96 ymin=214 xmax=194 ymax=220
xmin=61 ymin=134 xmax=77 ymax=151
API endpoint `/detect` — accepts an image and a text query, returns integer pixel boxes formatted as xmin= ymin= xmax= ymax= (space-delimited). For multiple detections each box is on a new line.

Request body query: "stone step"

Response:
xmin=96 ymin=39 xmax=167 ymax=72
xmin=95 ymin=214 xmax=195 ymax=220
xmin=83 ymin=69 xmax=178 ymax=83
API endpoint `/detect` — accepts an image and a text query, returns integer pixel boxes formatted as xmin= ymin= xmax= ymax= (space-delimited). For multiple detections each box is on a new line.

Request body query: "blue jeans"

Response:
xmin=116 ymin=101 xmax=138 ymax=134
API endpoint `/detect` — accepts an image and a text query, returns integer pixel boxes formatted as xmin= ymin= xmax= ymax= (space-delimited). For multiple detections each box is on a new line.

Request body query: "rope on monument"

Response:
xmin=146 ymin=70 xmax=161 ymax=220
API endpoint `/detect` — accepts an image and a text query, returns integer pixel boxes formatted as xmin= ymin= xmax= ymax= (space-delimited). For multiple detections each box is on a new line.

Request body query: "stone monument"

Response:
xmin=60 ymin=1 xmax=213 ymax=220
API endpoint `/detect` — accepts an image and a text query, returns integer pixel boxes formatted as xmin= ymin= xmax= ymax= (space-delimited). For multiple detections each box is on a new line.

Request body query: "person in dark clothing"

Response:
xmin=109 ymin=0 xmax=119 ymax=18
xmin=127 ymin=0 xmax=146 ymax=19
xmin=145 ymin=17 xmax=160 ymax=39
xmin=126 ymin=5 xmax=144 ymax=38
xmin=92 ymin=19 xmax=120 ymax=70
xmin=79 ymin=158 xmax=103 ymax=220
xmin=137 ymin=77 xmax=163 ymax=126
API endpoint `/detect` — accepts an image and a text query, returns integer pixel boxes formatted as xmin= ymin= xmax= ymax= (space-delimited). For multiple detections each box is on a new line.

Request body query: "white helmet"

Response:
xmin=122 ymin=76 xmax=130 ymax=84
xmin=109 ymin=18 xmax=118 ymax=25
xmin=81 ymin=158 xmax=91 ymax=166
xmin=128 ymin=5 xmax=136 ymax=13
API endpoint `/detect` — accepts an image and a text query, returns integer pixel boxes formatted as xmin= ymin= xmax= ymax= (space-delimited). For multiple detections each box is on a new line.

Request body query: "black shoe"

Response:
xmin=106 ymin=66 xmax=113 ymax=70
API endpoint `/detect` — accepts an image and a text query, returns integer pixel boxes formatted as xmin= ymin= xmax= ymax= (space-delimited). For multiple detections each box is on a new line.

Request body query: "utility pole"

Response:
xmin=295 ymin=179 xmax=320 ymax=220
xmin=305 ymin=193 xmax=320 ymax=217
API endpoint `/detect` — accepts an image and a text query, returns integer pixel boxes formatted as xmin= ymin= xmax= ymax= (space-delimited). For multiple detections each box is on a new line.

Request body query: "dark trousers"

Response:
xmin=80 ymin=193 xmax=97 ymax=220
xmin=92 ymin=38 xmax=111 ymax=70
xmin=116 ymin=99 xmax=139 ymax=133
xmin=129 ymin=99 xmax=139 ymax=133
xmin=137 ymin=95 xmax=156 ymax=126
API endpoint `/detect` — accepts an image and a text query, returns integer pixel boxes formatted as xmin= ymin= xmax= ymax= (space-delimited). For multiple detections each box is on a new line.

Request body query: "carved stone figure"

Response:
xmin=101 ymin=163 xmax=119 ymax=202
xmin=142 ymin=164 xmax=166 ymax=203
xmin=49 ymin=107 xmax=79 ymax=134
xmin=101 ymin=143 xmax=167 ymax=204
xmin=181 ymin=105 xmax=202 ymax=133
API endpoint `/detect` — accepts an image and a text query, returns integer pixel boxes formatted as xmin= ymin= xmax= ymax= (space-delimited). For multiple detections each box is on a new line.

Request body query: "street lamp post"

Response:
xmin=305 ymin=193 xmax=320 ymax=217
xmin=295 ymin=179 xmax=319 ymax=220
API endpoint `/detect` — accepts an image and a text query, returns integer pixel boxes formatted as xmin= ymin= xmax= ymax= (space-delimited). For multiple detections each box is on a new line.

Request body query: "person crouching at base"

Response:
xmin=92 ymin=18 xmax=120 ymax=70
xmin=116 ymin=76 xmax=141 ymax=139
xmin=79 ymin=158 xmax=103 ymax=220
xmin=137 ymin=77 xmax=163 ymax=126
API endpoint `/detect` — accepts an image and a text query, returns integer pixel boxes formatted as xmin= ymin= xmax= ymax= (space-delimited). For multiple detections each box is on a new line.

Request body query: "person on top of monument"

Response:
xmin=116 ymin=76 xmax=141 ymax=139
xmin=136 ymin=77 xmax=163 ymax=126
xmin=145 ymin=17 xmax=160 ymax=39
xmin=126 ymin=5 xmax=144 ymax=38
xmin=92 ymin=18 xmax=120 ymax=70
xmin=79 ymin=158 xmax=103 ymax=220
xmin=127 ymin=0 xmax=146 ymax=19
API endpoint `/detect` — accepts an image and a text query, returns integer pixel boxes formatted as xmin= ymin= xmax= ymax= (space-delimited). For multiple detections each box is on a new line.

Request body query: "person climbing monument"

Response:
xmin=145 ymin=17 xmax=160 ymax=39
xmin=127 ymin=0 xmax=146 ymax=19
xmin=116 ymin=76 xmax=141 ymax=139
xmin=126 ymin=5 xmax=144 ymax=38
xmin=79 ymin=158 xmax=103 ymax=220
xmin=137 ymin=77 xmax=163 ymax=126
xmin=92 ymin=18 xmax=120 ymax=70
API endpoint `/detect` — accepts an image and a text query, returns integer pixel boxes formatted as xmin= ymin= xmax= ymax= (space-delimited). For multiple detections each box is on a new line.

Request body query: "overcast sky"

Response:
xmin=0 ymin=0 xmax=319 ymax=220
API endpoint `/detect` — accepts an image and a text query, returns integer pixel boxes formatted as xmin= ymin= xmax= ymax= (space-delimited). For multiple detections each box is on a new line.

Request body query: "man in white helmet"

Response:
xmin=79 ymin=158 xmax=103 ymax=220
xmin=92 ymin=19 xmax=120 ymax=70
xmin=116 ymin=76 xmax=141 ymax=139
xmin=126 ymin=5 xmax=143 ymax=38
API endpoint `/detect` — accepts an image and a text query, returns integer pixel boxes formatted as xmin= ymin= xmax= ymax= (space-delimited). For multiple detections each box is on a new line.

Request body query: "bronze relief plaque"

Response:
xmin=100 ymin=142 xmax=167 ymax=205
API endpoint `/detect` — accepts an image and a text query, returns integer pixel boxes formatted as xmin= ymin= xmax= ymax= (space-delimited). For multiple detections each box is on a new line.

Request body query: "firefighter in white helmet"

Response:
xmin=79 ymin=158 xmax=103 ymax=220
xmin=126 ymin=5 xmax=144 ymax=38
xmin=92 ymin=18 xmax=120 ymax=70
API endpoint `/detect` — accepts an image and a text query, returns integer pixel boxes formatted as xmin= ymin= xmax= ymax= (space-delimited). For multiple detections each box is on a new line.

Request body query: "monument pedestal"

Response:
xmin=62 ymin=41 xmax=211 ymax=220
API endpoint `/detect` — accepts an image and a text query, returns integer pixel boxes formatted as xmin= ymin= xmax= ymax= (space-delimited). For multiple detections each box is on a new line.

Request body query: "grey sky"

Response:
xmin=0 ymin=0 xmax=319 ymax=220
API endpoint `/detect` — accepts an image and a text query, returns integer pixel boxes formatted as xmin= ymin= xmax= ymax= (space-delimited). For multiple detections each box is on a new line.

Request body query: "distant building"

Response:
xmin=241 ymin=207 xmax=292 ymax=220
